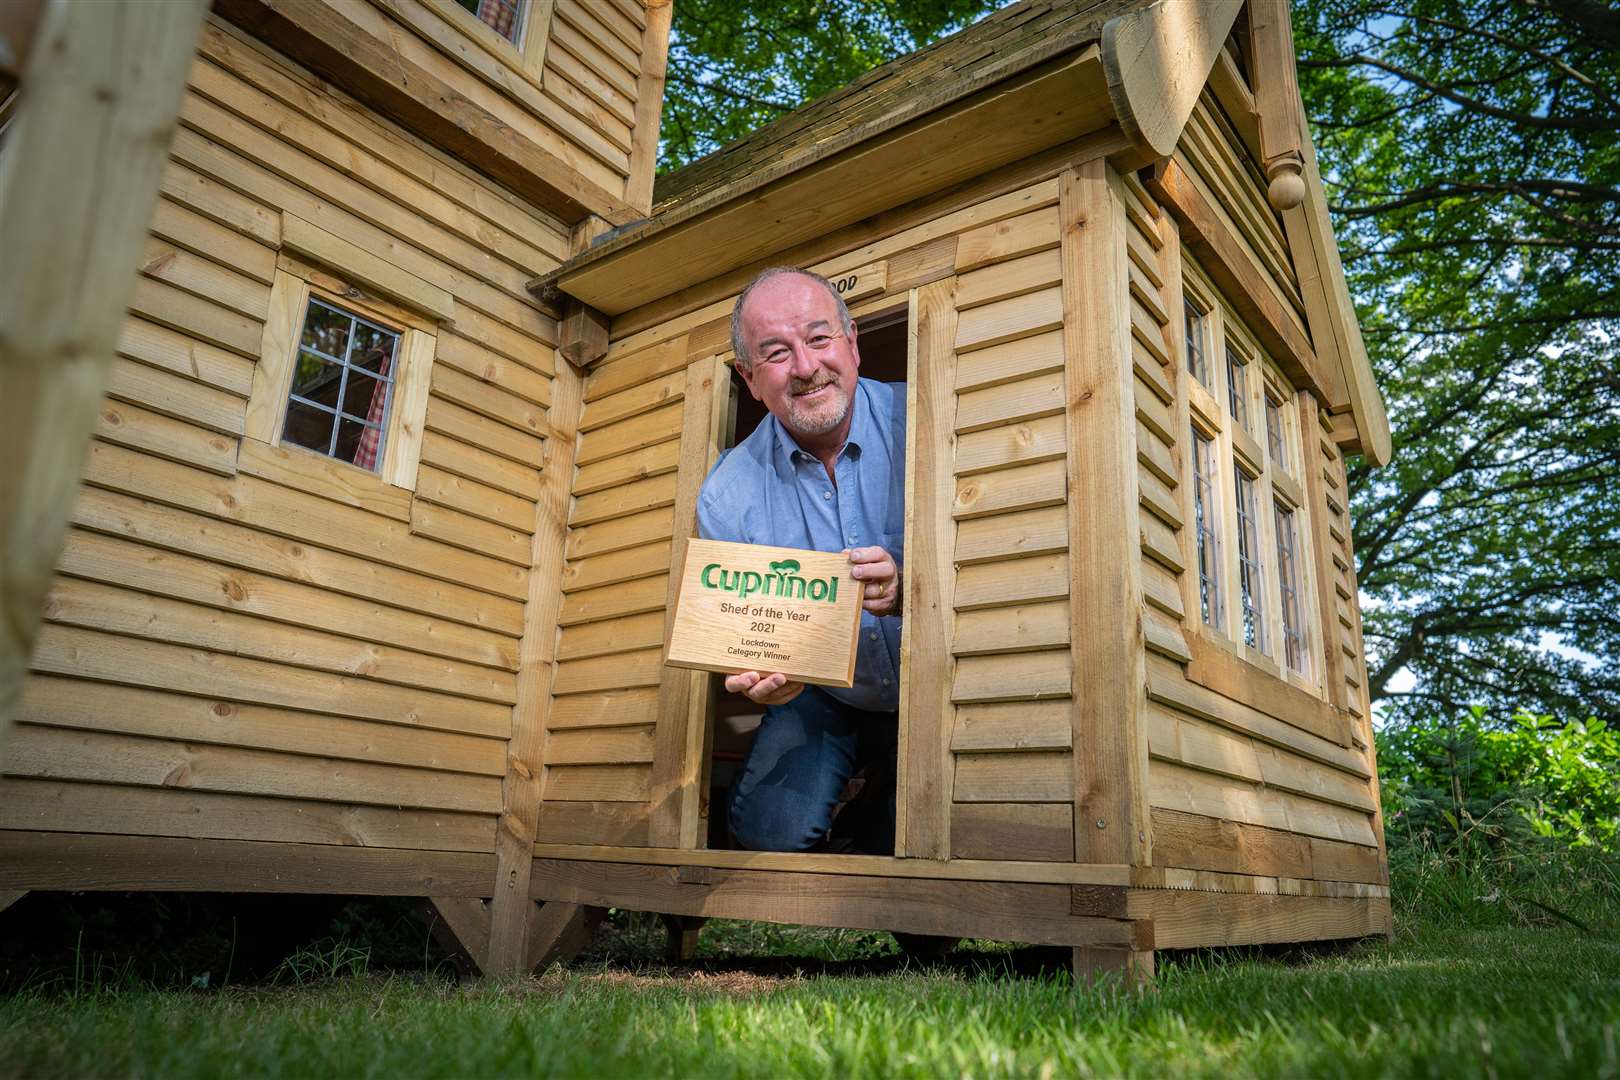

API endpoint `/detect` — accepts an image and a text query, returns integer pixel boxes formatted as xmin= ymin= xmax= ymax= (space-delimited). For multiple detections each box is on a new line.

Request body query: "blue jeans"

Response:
xmin=727 ymin=686 xmax=897 ymax=854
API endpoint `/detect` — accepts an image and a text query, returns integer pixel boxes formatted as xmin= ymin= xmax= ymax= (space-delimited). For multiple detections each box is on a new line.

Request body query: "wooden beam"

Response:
xmin=0 ymin=0 xmax=210 ymax=765
xmin=485 ymin=364 xmax=584 ymax=974
xmin=1149 ymin=807 xmax=1385 ymax=884
xmin=898 ymin=278 xmax=959 ymax=859
xmin=425 ymin=896 xmax=491 ymax=975
xmin=532 ymin=858 xmax=1143 ymax=949
xmin=211 ymin=0 xmax=637 ymax=226
xmin=624 ymin=0 xmax=672 ymax=213
xmin=1072 ymin=886 xmax=1392 ymax=949
xmin=526 ymin=900 xmax=606 ymax=971
xmin=0 ymin=830 xmax=497 ymax=894
xmin=1143 ymin=158 xmax=1344 ymax=410
xmin=1060 ymin=159 xmax=1151 ymax=866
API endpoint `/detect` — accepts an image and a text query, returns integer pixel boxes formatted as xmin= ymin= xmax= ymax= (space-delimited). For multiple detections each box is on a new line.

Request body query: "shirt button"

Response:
xmin=848 ymin=535 xmax=858 ymax=545
xmin=823 ymin=491 xmax=832 ymax=500
xmin=868 ymin=631 xmax=878 ymax=641
xmin=881 ymin=677 xmax=891 ymax=686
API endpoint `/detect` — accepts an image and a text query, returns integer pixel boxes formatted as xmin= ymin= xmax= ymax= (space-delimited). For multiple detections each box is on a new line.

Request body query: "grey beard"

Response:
xmin=784 ymin=383 xmax=850 ymax=436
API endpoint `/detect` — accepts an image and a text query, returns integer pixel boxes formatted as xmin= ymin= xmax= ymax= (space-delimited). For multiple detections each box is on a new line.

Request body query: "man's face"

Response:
xmin=735 ymin=274 xmax=860 ymax=440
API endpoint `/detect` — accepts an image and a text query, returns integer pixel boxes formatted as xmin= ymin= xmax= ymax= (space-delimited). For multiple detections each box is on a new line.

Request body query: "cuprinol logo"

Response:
xmin=700 ymin=558 xmax=840 ymax=602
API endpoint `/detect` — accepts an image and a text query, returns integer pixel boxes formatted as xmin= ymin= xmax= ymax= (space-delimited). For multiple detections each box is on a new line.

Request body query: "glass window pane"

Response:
xmin=1192 ymin=426 xmax=1222 ymax=628
xmin=1227 ymin=349 xmax=1249 ymax=434
xmin=332 ymin=416 xmax=370 ymax=466
xmin=1266 ymin=394 xmax=1286 ymax=469
xmin=341 ymin=368 xmax=388 ymax=423
xmin=1234 ymin=466 xmax=1267 ymax=653
xmin=1184 ymin=300 xmax=1207 ymax=385
xmin=290 ymin=349 xmax=344 ymax=410
xmin=282 ymin=398 xmax=337 ymax=456
xmin=349 ymin=321 xmax=397 ymax=377
xmin=300 ymin=299 xmax=351 ymax=360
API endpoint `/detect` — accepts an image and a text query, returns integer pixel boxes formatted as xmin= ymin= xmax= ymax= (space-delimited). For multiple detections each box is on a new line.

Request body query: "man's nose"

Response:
xmin=787 ymin=342 xmax=819 ymax=378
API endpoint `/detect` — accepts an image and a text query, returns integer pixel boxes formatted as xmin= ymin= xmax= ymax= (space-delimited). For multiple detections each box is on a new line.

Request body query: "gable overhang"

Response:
xmin=531 ymin=44 xmax=1115 ymax=317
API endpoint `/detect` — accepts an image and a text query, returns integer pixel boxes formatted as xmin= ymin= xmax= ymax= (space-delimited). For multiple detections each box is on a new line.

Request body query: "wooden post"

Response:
xmin=1247 ymin=0 xmax=1307 ymax=211
xmin=485 ymin=362 xmax=584 ymax=974
xmin=0 ymin=0 xmax=210 ymax=766
xmin=897 ymin=279 xmax=959 ymax=859
xmin=660 ymin=914 xmax=706 ymax=962
xmin=625 ymin=0 xmax=673 ymax=213
xmin=1059 ymin=160 xmax=1152 ymax=867
xmin=647 ymin=355 xmax=730 ymax=847
xmin=1073 ymin=944 xmax=1155 ymax=987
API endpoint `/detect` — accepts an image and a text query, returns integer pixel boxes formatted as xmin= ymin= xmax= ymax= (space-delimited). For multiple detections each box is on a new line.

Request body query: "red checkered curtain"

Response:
xmin=478 ymin=0 xmax=521 ymax=41
xmin=352 ymin=348 xmax=393 ymax=471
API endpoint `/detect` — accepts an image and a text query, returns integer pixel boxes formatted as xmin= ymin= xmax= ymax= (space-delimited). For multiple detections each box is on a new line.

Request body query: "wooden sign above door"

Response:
xmin=664 ymin=538 xmax=863 ymax=687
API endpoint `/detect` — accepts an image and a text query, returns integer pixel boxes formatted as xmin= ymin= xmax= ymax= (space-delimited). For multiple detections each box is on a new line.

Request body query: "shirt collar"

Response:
xmin=770 ymin=377 xmax=869 ymax=472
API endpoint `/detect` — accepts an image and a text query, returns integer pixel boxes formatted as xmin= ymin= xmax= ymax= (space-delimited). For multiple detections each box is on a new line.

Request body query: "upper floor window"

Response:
xmin=1184 ymin=298 xmax=1210 ymax=386
xmin=455 ymin=0 xmax=526 ymax=44
xmin=1226 ymin=345 xmax=1251 ymax=435
xmin=1264 ymin=389 xmax=1287 ymax=470
xmin=282 ymin=297 xmax=400 ymax=472
xmin=1191 ymin=426 xmax=1223 ymax=628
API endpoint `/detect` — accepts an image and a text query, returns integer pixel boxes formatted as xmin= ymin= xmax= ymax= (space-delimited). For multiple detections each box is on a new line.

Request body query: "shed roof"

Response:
xmin=652 ymin=0 xmax=1135 ymax=211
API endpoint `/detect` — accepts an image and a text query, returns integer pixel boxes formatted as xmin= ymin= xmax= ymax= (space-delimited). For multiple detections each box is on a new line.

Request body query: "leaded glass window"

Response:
xmin=1227 ymin=346 xmax=1250 ymax=434
xmin=1275 ymin=503 xmax=1310 ymax=676
xmin=1184 ymin=299 xmax=1209 ymax=386
xmin=1192 ymin=426 xmax=1223 ymax=627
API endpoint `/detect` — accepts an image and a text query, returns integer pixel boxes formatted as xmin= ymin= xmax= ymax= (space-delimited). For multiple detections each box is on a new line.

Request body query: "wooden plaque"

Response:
xmin=665 ymin=539 xmax=863 ymax=687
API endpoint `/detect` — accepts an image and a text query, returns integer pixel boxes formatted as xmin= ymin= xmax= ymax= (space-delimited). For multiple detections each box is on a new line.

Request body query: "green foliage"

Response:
xmin=658 ymin=0 xmax=1002 ymax=172
xmin=1293 ymin=0 xmax=1620 ymax=726
xmin=1378 ymin=706 xmax=1620 ymax=851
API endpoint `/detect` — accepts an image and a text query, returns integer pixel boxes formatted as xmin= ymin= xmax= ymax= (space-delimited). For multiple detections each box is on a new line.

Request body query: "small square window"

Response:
xmin=455 ymin=0 xmax=525 ymax=44
xmin=1265 ymin=392 xmax=1287 ymax=470
xmin=283 ymin=297 xmax=400 ymax=472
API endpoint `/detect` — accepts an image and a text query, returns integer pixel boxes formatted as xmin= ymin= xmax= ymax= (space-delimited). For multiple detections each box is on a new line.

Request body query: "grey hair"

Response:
xmin=729 ymin=266 xmax=854 ymax=370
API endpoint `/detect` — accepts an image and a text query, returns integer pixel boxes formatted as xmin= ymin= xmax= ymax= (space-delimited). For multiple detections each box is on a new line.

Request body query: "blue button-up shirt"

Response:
xmin=696 ymin=377 xmax=905 ymax=712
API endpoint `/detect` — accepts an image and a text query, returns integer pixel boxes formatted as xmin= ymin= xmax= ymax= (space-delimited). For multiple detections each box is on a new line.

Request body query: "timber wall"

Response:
xmin=1128 ymin=90 xmax=1387 ymax=888
xmin=4 ymin=20 xmax=568 ymax=872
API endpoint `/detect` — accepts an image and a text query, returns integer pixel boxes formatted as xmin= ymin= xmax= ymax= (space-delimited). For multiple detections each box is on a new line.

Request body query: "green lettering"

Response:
xmin=740 ymin=571 xmax=762 ymax=599
xmin=808 ymin=579 xmax=828 ymax=601
xmin=701 ymin=564 xmax=721 ymax=589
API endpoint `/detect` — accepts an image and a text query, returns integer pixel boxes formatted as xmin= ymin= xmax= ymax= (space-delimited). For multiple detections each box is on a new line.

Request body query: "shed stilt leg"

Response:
xmin=422 ymin=897 xmax=491 ymax=978
xmin=661 ymin=914 xmax=706 ymax=962
xmin=526 ymin=901 xmax=606 ymax=972
xmin=0 ymin=891 xmax=28 ymax=916
xmin=1073 ymin=946 xmax=1155 ymax=988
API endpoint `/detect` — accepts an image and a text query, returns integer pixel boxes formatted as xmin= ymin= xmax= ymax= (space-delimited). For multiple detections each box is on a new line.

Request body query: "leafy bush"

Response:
xmin=1378 ymin=707 xmax=1620 ymax=851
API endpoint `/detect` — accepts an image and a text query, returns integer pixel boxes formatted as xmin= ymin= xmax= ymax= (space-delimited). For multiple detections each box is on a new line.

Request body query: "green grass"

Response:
xmin=2 ymin=924 xmax=1616 ymax=1078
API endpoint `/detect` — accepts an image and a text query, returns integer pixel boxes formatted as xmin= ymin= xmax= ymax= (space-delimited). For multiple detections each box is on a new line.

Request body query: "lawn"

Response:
xmin=2 ymin=918 xmax=1616 ymax=1078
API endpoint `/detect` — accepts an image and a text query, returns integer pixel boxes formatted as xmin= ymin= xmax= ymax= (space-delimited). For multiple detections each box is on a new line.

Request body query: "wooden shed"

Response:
xmin=2 ymin=0 xmax=1392 ymax=982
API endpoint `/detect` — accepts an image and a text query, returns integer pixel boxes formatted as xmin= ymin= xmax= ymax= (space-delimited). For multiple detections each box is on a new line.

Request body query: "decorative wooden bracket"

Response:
xmin=559 ymin=297 xmax=611 ymax=372
xmin=1248 ymin=0 xmax=1307 ymax=211
xmin=424 ymin=895 xmax=492 ymax=977
xmin=526 ymin=901 xmax=607 ymax=972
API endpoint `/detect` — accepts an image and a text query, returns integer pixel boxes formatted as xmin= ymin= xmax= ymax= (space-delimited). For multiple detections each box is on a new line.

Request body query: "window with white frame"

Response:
xmin=1180 ymin=259 xmax=1320 ymax=690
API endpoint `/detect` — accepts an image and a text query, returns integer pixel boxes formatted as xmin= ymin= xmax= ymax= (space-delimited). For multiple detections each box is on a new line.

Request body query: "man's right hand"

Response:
xmin=725 ymin=670 xmax=806 ymax=706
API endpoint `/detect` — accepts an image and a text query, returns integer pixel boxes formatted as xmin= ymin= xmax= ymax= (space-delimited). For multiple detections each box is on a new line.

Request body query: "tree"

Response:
xmin=658 ymin=0 xmax=999 ymax=173
xmin=1294 ymin=0 xmax=1620 ymax=726
xmin=658 ymin=1 xmax=1620 ymax=727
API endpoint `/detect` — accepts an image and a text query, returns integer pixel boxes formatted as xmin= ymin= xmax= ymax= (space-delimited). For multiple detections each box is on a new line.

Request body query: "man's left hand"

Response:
xmin=846 ymin=545 xmax=901 ymax=616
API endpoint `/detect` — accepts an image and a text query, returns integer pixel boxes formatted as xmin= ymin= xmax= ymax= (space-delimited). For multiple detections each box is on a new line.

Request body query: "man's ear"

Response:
xmin=734 ymin=359 xmax=765 ymax=402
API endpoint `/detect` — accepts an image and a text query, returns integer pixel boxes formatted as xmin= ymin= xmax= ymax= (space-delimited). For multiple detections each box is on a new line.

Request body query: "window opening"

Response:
xmin=1265 ymin=391 xmax=1286 ymax=470
xmin=1234 ymin=465 xmax=1267 ymax=652
xmin=1191 ymin=425 xmax=1223 ymax=627
xmin=1226 ymin=346 xmax=1250 ymax=435
xmin=707 ymin=304 xmax=909 ymax=852
xmin=1184 ymin=299 xmax=1209 ymax=386
xmin=282 ymin=296 xmax=399 ymax=472
xmin=1274 ymin=503 xmax=1310 ymax=677
xmin=455 ymin=0 xmax=525 ymax=43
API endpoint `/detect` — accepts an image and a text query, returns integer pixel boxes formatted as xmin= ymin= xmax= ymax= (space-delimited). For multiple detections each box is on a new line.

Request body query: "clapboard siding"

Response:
xmin=14 ymin=25 xmax=572 ymax=857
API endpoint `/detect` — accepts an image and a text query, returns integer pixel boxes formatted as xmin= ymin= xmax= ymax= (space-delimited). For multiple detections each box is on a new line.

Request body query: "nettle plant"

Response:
xmin=1377 ymin=706 xmax=1620 ymax=851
